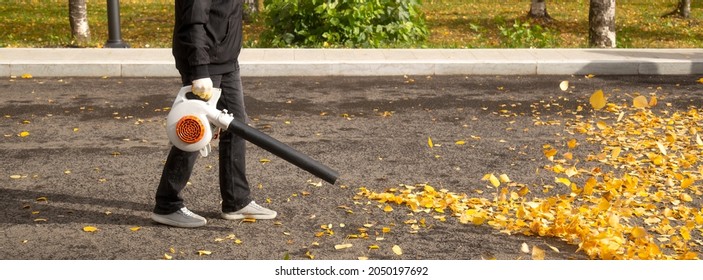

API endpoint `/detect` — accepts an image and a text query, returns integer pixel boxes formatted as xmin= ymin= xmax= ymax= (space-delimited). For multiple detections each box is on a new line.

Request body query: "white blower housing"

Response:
xmin=166 ymin=86 xmax=234 ymax=157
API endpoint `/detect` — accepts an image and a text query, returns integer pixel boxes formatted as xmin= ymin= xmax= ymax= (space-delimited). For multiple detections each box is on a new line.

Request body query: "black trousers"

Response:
xmin=154 ymin=70 xmax=252 ymax=214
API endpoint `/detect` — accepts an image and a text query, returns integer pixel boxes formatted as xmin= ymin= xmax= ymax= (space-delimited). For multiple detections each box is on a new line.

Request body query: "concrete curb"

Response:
xmin=1 ymin=48 xmax=702 ymax=77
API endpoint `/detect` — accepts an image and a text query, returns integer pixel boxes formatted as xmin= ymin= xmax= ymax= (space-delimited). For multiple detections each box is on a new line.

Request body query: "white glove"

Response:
xmin=191 ymin=78 xmax=213 ymax=101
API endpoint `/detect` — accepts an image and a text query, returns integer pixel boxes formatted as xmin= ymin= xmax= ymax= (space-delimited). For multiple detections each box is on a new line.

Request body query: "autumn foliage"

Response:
xmin=360 ymin=78 xmax=703 ymax=260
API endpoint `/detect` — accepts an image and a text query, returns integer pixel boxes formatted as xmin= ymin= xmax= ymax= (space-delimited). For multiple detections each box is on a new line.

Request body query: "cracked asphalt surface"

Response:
xmin=1 ymin=75 xmax=702 ymax=260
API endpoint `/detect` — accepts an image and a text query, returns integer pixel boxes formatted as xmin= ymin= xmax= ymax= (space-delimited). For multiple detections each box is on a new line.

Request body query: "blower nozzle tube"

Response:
xmin=226 ymin=119 xmax=339 ymax=185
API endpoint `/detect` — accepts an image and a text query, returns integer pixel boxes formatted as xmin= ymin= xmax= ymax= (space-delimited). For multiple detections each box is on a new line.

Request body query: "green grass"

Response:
xmin=0 ymin=0 xmax=701 ymax=48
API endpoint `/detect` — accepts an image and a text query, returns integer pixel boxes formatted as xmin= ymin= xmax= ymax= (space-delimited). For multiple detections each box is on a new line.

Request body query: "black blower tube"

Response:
xmin=226 ymin=119 xmax=339 ymax=185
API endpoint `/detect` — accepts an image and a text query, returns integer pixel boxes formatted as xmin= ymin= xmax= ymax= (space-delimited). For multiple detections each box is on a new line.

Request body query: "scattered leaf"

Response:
xmin=559 ymin=81 xmax=569 ymax=91
xmin=520 ymin=243 xmax=530 ymax=253
xmin=335 ymin=244 xmax=353 ymax=250
xmin=392 ymin=245 xmax=403 ymax=255
xmin=531 ymin=246 xmax=545 ymax=260
xmin=83 ymin=226 xmax=98 ymax=232
xmin=197 ymin=250 xmax=212 ymax=256
xmin=633 ymin=95 xmax=649 ymax=108
xmin=589 ymin=90 xmax=606 ymax=110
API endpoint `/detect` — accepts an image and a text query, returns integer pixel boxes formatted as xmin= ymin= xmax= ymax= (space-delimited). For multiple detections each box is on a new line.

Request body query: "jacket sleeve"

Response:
xmin=175 ymin=0 xmax=212 ymax=80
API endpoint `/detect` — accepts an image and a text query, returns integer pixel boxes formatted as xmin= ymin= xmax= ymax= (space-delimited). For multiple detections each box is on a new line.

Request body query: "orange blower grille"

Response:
xmin=175 ymin=115 xmax=205 ymax=144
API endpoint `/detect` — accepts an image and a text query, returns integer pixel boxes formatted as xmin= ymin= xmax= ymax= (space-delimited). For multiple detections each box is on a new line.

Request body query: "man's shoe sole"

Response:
xmin=221 ymin=213 xmax=277 ymax=220
xmin=151 ymin=213 xmax=207 ymax=228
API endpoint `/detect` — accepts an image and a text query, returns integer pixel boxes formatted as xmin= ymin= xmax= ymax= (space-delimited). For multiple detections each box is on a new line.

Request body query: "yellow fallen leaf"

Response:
xmin=197 ymin=250 xmax=212 ymax=256
xmin=259 ymin=158 xmax=270 ymax=163
xmin=585 ymin=74 xmax=595 ymax=79
xmin=383 ymin=205 xmax=393 ymax=212
xmin=482 ymin=173 xmax=500 ymax=187
xmin=649 ymin=96 xmax=658 ymax=107
xmin=499 ymin=174 xmax=511 ymax=183
xmin=83 ymin=226 xmax=98 ymax=232
xmin=656 ymin=142 xmax=667 ymax=156
xmin=633 ymin=95 xmax=649 ymax=108
xmin=520 ymin=243 xmax=530 ymax=253
xmin=555 ymin=177 xmax=571 ymax=187
xmin=631 ymin=227 xmax=647 ymax=239
xmin=428 ymin=137 xmax=434 ymax=148
xmin=21 ymin=73 xmax=33 ymax=79
xmin=697 ymin=77 xmax=703 ymax=84
xmin=242 ymin=218 xmax=257 ymax=223
xmin=611 ymin=146 xmax=622 ymax=158
xmin=546 ymin=245 xmax=560 ymax=253
xmin=681 ymin=193 xmax=693 ymax=202
xmin=130 ymin=226 xmax=141 ymax=232
xmin=681 ymin=227 xmax=691 ymax=241
xmin=335 ymin=244 xmax=353 ymax=250
xmin=368 ymin=245 xmax=380 ymax=249
xmin=163 ymin=253 xmax=173 ymax=260
xmin=10 ymin=175 xmax=21 ymax=179
xmin=559 ymin=81 xmax=569 ymax=91
xmin=589 ymin=90 xmax=606 ymax=110
xmin=455 ymin=140 xmax=466 ymax=145
xmin=531 ymin=246 xmax=545 ymax=260
xmin=19 ymin=131 xmax=30 ymax=137
xmin=596 ymin=121 xmax=609 ymax=130
xmin=392 ymin=245 xmax=403 ymax=255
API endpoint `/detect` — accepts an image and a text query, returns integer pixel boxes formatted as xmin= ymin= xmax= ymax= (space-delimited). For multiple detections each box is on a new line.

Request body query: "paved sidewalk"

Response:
xmin=0 ymin=48 xmax=702 ymax=77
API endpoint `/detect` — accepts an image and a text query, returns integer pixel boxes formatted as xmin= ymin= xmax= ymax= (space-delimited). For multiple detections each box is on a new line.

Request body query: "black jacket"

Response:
xmin=172 ymin=0 xmax=243 ymax=81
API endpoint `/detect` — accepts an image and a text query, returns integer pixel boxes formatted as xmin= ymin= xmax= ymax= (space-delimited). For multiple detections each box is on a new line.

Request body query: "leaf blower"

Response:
xmin=166 ymin=86 xmax=339 ymax=185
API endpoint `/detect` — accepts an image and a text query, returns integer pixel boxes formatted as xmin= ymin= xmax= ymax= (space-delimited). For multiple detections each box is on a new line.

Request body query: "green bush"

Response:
xmin=259 ymin=0 xmax=429 ymax=48
xmin=498 ymin=20 xmax=559 ymax=48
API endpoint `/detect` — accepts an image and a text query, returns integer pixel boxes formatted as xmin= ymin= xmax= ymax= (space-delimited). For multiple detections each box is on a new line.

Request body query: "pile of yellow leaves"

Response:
xmin=359 ymin=89 xmax=703 ymax=260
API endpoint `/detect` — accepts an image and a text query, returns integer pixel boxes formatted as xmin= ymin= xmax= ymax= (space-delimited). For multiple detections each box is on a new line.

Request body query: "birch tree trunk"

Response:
xmin=69 ymin=0 xmax=91 ymax=45
xmin=588 ymin=0 xmax=616 ymax=48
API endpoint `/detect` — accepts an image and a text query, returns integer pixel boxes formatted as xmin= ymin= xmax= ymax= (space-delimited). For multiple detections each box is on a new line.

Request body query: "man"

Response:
xmin=151 ymin=0 xmax=276 ymax=228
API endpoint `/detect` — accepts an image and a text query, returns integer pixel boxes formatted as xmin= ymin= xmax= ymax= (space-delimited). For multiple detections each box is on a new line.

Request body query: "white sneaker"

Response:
xmin=221 ymin=201 xmax=277 ymax=220
xmin=151 ymin=207 xmax=207 ymax=228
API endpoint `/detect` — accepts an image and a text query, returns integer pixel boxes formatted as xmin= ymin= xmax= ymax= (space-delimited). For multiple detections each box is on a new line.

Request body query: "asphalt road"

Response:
xmin=1 ymin=74 xmax=702 ymax=260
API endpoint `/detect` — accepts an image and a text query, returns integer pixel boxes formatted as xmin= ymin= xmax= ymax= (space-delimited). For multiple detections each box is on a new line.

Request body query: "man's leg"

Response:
xmin=213 ymin=71 xmax=252 ymax=212
xmin=215 ymin=71 xmax=277 ymax=219
xmin=151 ymin=75 xmax=207 ymax=227
xmin=153 ymin=146 xmax=199 ymax=214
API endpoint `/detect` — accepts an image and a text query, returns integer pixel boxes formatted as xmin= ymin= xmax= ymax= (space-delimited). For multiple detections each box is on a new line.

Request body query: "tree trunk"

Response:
xmin=589 ymin=0 xmax=616 ymax=48
xmin=69 ymin=0 xmax=90 ymax=46
xmin=528 ymin=0 xmax=552 ymax=21
xmin=663 ymin=0 xmax=691 ymax=18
